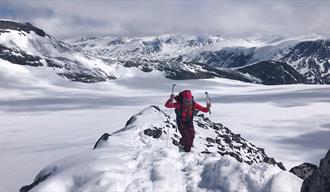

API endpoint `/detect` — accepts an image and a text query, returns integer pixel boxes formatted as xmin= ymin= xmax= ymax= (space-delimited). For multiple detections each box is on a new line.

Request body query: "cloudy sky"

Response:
xmin=0 ymin=0 xmax=329 ymax=39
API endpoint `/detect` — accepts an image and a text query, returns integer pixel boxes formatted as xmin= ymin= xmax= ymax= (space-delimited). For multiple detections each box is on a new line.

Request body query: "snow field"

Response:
xmin=0 ymin=64 xmax=329 ymax=191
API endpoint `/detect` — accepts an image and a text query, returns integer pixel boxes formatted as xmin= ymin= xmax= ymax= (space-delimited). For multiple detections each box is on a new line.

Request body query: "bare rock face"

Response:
xmin=289 ymin=163 xmax=318 ymax=180
xmin=301 ymin=149 xmax=330 ymax=192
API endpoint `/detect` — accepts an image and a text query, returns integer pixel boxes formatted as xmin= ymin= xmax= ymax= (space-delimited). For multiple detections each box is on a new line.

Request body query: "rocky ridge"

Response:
xmin=20 ymin=105 xmax=286 ymax=192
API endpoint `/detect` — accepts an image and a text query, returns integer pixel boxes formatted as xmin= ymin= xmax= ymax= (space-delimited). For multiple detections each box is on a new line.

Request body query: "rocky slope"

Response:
xmin=289 ymin=163 xmax=318 ymax=180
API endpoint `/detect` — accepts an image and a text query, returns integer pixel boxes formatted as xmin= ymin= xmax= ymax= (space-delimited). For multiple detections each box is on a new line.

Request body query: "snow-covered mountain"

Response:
xmin=0 ymin=21 xmax=260 ymax=84
xmin=20 ymin=106 xmax=302 ymax=192
xmin=71 ymin=34 xmax=330 ymax=84
xmin=0 ymin=21 xmax=266 ymax=85
xmin=0 ymin=20 xmax=116 ymax=83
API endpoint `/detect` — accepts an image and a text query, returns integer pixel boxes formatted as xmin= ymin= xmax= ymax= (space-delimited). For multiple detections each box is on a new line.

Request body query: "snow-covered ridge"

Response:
xmin=20 ymin=106 xmax=301 ymax=192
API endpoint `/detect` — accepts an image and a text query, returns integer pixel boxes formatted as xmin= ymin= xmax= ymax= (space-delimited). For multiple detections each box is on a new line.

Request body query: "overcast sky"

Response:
xmin=0 ymin=0 xmax=329 ymax=39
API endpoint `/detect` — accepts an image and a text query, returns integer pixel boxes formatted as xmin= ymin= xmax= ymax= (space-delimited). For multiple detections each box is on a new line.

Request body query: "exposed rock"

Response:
xmin=144 ymin=128 xmax=162 ymax=138
xmin=289 ymin=163 xmax=318 ymax=180
xmin=237 ymin=60 xmax=307 ymax=85
xmin=206 ymin=137 xmax=215 ymax=143
xmin=58 ymin=71 xmax=116 ymax=83
xmin=276 ymin=162 xmax=286 ymax=171
xmin=0 ymin=20 xmax=46 ymax=37
xmin=301 ymin=149 xmax=330 ymax=192
xmin=0 ymin=45 xmax=43 ymax=67
xmin=20 ymin=166 xmax=57 ymax=192
xmin=93 ymin=133 xmax=111 ymax=149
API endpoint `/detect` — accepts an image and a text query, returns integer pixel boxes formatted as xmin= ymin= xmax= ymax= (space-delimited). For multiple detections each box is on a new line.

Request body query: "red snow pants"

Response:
xmin=178 ymin=122 xmax=195 ymax=152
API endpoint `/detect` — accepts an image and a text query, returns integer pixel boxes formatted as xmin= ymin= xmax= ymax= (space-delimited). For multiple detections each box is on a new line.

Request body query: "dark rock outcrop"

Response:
xmin=0 ymin=20 xmax=46 ymax=37
xmin=93 ymin=133 xmax=111 ymax=149
xmin=237 ymin=60 xmax=307 ymax=85
xmin=289 ymin=163 xmax=318 ymax=180
xmin=0 ymin=45 xmax=43 ymax=67
xmin=144 ymin=128 xmax=162 ymax=138
xmin=301 ymin=149 xmax=330 ymax=192
xmin=20 ymin=166 xmax=57 ymax=192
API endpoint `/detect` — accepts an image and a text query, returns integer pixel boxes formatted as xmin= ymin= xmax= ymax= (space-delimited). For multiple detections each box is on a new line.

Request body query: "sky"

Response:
xmin=0 ymin=0 xmax=330 ymax=39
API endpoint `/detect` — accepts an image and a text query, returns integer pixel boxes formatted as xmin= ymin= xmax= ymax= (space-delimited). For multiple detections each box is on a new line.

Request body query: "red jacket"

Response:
xmin=164 ymin=98 xmax=209 ymax=113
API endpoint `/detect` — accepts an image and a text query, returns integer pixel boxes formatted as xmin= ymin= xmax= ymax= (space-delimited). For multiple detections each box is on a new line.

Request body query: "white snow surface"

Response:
xmin=0 ymin=62 xmax=329 ymax=191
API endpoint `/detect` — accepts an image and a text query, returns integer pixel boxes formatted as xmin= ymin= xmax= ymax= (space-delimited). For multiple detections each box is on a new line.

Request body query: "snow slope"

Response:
xmin=0 ymin=63 xmax=330 ymax=191
xmin=21 ymin=106 xmax=302 ymax=192
xmin=0 ymin=20 xmax=117 ymax=83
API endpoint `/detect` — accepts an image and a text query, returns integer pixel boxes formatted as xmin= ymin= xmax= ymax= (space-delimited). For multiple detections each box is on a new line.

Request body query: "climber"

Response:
xmin=165 ymin=90 xmax=211 ymax=152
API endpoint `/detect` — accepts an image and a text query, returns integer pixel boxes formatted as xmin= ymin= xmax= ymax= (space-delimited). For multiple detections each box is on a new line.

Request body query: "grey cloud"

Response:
xmin=1 ymin=0 xmax=330 ymax=39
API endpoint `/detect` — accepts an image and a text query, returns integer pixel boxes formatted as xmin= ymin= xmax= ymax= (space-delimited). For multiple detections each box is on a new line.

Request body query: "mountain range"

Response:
xmin=1 ymin=20 xmax=330 ymax=85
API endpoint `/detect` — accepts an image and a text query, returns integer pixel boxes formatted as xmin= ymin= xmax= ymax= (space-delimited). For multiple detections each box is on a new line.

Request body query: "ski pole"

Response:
xmin=171 ymin=84 xmax=179 ymax=133
xmin=171 ymin=84 xmax=176 ymax=98
xmin=205 ymin=92 xmax=214 ymax=131
xmin=172 ymin=84 xmax=177 ymax=135
xmin=205 ymin=92 xmax=211 ymax=114
xmin=167 ymin=84 xmax=176 ymax=146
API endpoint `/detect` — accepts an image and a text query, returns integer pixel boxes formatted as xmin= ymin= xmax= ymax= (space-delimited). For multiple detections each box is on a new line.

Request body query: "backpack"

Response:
xmin=175 ymin=90 xmax=195 ymax=127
